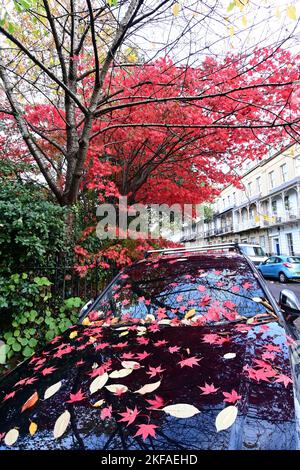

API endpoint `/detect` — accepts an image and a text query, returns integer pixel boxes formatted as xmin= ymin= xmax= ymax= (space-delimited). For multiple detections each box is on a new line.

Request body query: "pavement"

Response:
xmin=266 ymin=279 xmax=300 ymax=303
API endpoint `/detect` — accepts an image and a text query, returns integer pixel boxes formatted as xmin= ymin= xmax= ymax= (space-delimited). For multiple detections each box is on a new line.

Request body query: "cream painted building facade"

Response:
xmin=182 ymin=144 xmax=300 ymax=256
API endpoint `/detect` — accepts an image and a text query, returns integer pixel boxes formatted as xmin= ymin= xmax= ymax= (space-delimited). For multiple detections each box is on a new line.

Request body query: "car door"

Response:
xmin=261 ymin=256 xmax=277 ymax=277
xmin=272 ymin=257 xmax=284 ymax=278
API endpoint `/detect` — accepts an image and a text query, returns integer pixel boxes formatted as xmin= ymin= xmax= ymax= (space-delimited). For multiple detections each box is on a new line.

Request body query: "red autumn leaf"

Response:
xmin=275 ymin=374 xmax=293 ymax=388
xmin=121 ymin=352 xmax=135 ymax=359
xmin=41 ymin=366 xmax=57 ymax=376
xmin=262 ymin=351 xmax=275 ymax=361
xmin=94 ymin=342 xmax=110 ymax=350
xmin=223 ymin=300 xmax=236 ymax=310
xmin=118 ymin=406 xmax=140 ymax=426
xmin=264 ymin=344 xmax=282 ymax=352
xmin=156 ymin=307 xmax=167 ymax=319
xmin=66 ymin=389 xmax=86 ymax=403
xmin=101 ymin=405 xmax=112 ymax=420
xmin=202 ymin=333 xmax=224 ymax=345
xmin=136 ymin=351 xmax=151 ymax=360
xmin=145 ymin=395 xmax=165 ymax=410
xmin=197 ymin=285 xmax=206 ymax=292
xmin=146 ymin=365 xmax=166 ymax=378
xmin=242 ymin=282 xmax=252 ymax=289
xmin=231 ymin=286 xmax=240 ymax=293
xmin=148 ymin=323 xmax=160 ymax=333
xmin=168 ymin=345 xmax=180 ymax=354
xmin=21 ymin=391 xmax=39 ymax=413
xmin=199 ymin=295 xmax=211 ymax=307
xmin=134 ymin=423 xmax=158 ymax=441
xmin=176 ymin=294 xmax=183 ymax=302
xmin=178 ymin=356 xmax=202 ymax=368
xmin=112 ymin=342 xmax=128 ymax=349
xmin=223 ymin=310 xmax=238 ymax=321
xmin=3 ymin=391 xmax=16 ymax=401
xmin=153 ymin=340 xmax=168 ymax=347
xmin=136 ymin=337 xmax=149 ymax=345
xmin=259 ymin=324 xmax=269 ymax=333
xmin=198 ymin=383 xmax=219 ymax=395
xmin=235 ymin=324 xmax=252 ymax=333
xmin=222 ymin=389 xmax=242 ymax=403
xmin=285 ymin=335 xmax=296 ymax=346
xmin=24 ymin=377 xmax=38 ymax=385
xmin=253 ymin=358 xmax=272 ymax=369
xmin=53 ymin=345 xmax=74 ymax=358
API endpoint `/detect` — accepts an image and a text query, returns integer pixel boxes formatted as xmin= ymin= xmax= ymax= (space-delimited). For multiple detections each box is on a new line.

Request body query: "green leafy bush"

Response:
xmin=0 ymin=181 xmax=69 ymax=273
xmin=0 ymin=273 xmax=83 ymax=367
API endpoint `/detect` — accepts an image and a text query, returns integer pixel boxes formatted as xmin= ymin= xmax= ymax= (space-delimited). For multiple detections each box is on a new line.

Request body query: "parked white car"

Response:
xmin=239 ymin=244 xmax=268 ymax=266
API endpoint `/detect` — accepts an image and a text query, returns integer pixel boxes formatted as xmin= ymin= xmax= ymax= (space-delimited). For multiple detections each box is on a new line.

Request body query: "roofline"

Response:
xmin=220 ymin=142 xmax=295 ymax=194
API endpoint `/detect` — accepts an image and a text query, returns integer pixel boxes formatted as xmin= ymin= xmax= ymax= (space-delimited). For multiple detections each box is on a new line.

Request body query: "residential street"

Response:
xmin=266 ymin=280 xmax=300 ymax=303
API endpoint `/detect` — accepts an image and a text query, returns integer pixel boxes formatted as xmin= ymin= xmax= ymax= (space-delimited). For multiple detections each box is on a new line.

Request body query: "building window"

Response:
xmin=222 ymin=198 xmax=225 ymax=209
xmin=248 ymin=182 xmax=252 ymax=196
xmin=286 ymin=233 xmax=295 ymax=256
xmin=271 ymin=200 xmax=277 ymax=215
xmin=295 ymin=155 xmax=300 ymax=174
xmin=269 ymin=171 xmax=275 ymax=189
xmin=259 ymin=235 xmax=265 ymax=247
xmin=284 ymin=195 xmax=290 ymax=211
xmin=233 ymin=192 xmax=236 ymax=204
xmin=281 ymin=163 xmax=288 ymax=182
xmin=227 ymin=195 xmax=231 ymax=206
xmin=256 ymin=177 xmax=261 ymax=194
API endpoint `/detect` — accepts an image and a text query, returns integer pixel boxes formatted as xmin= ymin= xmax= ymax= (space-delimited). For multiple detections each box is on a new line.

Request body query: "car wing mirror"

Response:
xmin=279 ymin=289 xmax=300 ymax=313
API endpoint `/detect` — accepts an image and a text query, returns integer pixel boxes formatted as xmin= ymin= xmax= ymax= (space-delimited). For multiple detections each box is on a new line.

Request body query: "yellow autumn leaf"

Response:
xmin=92 ymin=399 xmax=105 ymax=408
xmin=215 ymin=406 xmax=238 ymax=432
xmin=172 ymin=2 xmax=180 ymax=17
xmin=275 ymin=7 xmax=281 ymax=18
xmin=234 ymin=0 xmax=247 ymax=12
xmin=82 ymin=317 xmax=90 ymax=326
xmin=119 ymin=330 xmax=129 ymax=337
xmin=29 ymin=421 xmax=38 ymax=436
xmin=229 ymin=26 xmax=235 ymax=38
xmin=69 ymin=331 xmax=77 ymax=339
xmin=242 ymin=15 xmax=247 ymax=27
xmin=185 ymin=309 xmax=196 ymax=320
xmin=287 ymin=5 xmax=297 ymax=21
xmin=89 ymin=336 xmax=97 ymax=343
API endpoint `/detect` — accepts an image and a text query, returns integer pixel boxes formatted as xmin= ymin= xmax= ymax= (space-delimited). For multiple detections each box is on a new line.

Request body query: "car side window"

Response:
xmin=266 ymin=257 xmax=276 ymax=264
xmin=275 ymin=257 xmax=283 ymax=263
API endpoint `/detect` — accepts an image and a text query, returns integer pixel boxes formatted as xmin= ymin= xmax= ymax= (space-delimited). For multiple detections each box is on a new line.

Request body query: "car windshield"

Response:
xmin=84 ymin=254 xmax=275 ymax=326
xmin=240 ymin=246 xmax=266 ymax=257
xmin=288 ymin=257 xmax=300 ymax=263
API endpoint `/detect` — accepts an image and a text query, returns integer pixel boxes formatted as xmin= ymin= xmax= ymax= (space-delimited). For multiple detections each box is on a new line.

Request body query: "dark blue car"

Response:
xmin=257 ymin=255 xmax=300 ymax=283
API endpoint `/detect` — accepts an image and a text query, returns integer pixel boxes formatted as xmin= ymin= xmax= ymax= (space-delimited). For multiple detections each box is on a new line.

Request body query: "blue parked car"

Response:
xmin=257 ymin=255 xmax=300 ymax=283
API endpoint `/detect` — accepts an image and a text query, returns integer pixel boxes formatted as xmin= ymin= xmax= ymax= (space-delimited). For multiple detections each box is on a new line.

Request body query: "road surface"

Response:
xmin=266 ymin=280 xmax=300 ymax=303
